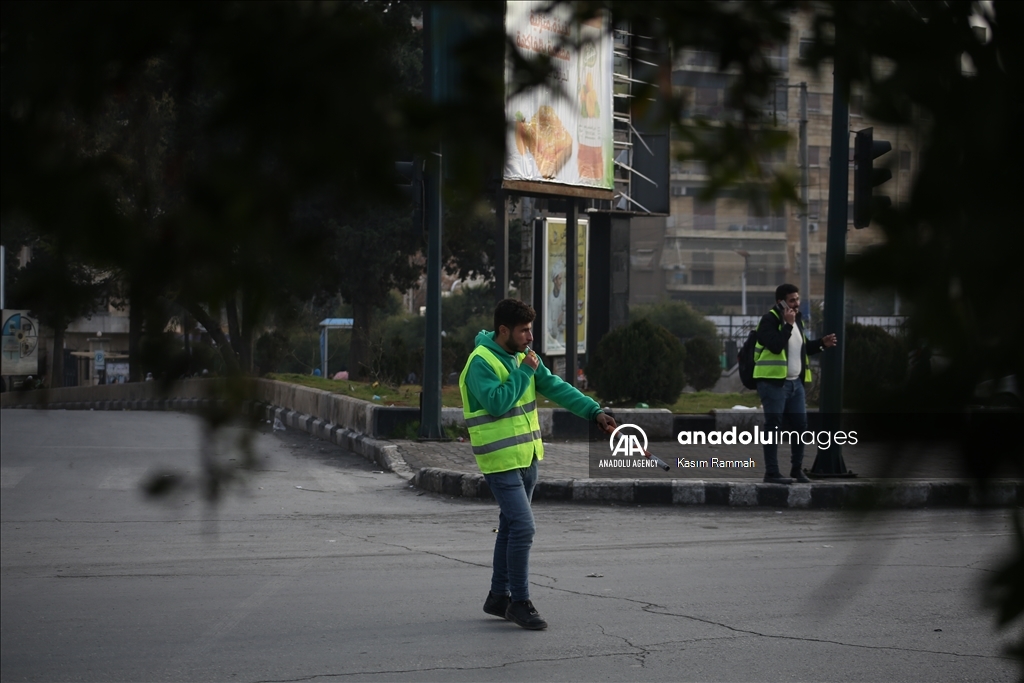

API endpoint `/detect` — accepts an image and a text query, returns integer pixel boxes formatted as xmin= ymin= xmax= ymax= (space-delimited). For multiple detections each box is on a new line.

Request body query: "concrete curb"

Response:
xmin=6 ymin=394 xmax=1021 ymax=509
xmin=3 ymin=397 xmax=415 ymax=482
xmin=411 ymin=467 xmax=1023 ymax=509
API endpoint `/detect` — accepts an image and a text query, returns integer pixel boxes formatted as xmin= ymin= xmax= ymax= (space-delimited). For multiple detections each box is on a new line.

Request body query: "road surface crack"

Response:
xmin=249 ymin=649 xmax=645 ymax=682
xmin=642 ymin=606 xmax=1011 ymax=660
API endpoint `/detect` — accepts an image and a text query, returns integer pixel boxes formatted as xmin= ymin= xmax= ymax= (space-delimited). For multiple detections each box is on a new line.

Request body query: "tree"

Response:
xmin=323 ymin=202 xmax=423 ymax=380
xmin=3 ymin=2 xmax=418 ymax=381
xmin=5 ymin=240 xmax=110 ymax=388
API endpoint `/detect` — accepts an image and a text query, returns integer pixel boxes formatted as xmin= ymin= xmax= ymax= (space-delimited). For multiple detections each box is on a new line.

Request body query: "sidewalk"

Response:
xmin=397 ymin=438 xmax=979 ymax=480
xmin=394 ymin=436 xmax=1022 ymax=509
xmin=4 ymin=392 xmax=1021 ymax=510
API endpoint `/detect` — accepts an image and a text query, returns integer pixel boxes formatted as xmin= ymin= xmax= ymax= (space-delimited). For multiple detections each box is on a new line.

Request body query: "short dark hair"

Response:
xmin=494 ymin=299 xmax=535 ymax=334
xmin=775 ymin=283 xmax=799 ymax=301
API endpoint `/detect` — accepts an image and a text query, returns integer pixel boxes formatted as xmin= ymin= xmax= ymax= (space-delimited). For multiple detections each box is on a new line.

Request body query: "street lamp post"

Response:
xmin=735 ymin=249 xmax=750 ymax=315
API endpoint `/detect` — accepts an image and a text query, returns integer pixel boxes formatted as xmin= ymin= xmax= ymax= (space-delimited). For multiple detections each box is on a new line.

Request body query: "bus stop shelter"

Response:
xmin=319 ymin=318 xmax=353 ymax=378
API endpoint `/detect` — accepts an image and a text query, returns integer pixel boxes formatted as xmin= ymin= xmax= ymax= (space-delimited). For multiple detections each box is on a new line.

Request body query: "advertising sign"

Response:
xmin=1 ymin=310 xmax=39 ymax=376
xmin=105 ymin=361 xmax=129 ymax=384
xmin=504 ymin=1 xmax=613 ymax=195
xmin=541 ymin=217 xmax=588 ymax=356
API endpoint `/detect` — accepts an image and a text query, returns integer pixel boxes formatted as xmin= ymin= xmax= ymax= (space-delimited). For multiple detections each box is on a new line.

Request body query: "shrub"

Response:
xmin=588 ymin=318 xmax=687 ymax=405
xmin=843 ymin=323 xmax=908 ymax=408
xmin=254 ymin=330 xmax=291 ymax=376
xmin=629 ymin=300 xmax=718 ymax=341
xmin=684 ymin=336 xmax=722 ymax=391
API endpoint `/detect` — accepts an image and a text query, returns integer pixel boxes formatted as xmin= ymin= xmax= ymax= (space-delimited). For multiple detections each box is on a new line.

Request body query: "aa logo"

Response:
xmin=608 ymin=424 xmax=648 ymax=457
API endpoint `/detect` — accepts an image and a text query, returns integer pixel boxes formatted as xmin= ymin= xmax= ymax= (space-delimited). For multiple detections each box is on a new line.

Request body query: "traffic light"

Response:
xmin=395 ymin=159 xmax=424 ymax=233
xmin=853 ymin=127 xmax=892 ymax=228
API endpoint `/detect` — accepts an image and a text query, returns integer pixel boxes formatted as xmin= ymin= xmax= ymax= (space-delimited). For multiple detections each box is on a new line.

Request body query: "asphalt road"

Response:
xmin=1 ymin=409 xmax=1018 ymax=682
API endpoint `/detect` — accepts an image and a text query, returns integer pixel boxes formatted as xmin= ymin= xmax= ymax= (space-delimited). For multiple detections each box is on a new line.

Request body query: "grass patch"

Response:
xmin=583 ymin=390 xmax=761 ymax=414
xmin=267 ymin=373 xmax=464 ymax=407
xmin=268 ymin=374 xmax=762 ymax=414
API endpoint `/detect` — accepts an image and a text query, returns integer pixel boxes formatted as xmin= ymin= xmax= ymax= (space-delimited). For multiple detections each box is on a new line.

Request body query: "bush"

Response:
xmin=629 ymin=300 xmax=718 ymax=341
xmin=370 ymin=334 xmax=410 ymax=387
xmin=588 ymin=318 xmax=687 ymax=405
xmin=254 ymin=330 xmax=291 ymax=376
xmin=684 ymin=336 xmax=722 ymax=391
xmin=843 ymin=323 xmax=908 ymax=408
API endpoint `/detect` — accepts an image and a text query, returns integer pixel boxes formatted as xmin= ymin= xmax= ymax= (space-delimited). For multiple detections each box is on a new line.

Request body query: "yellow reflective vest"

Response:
xmin=753 ymin=308 xmax=812 ymax=383
xmin=458 ymin=345 xmax=543 ymax=474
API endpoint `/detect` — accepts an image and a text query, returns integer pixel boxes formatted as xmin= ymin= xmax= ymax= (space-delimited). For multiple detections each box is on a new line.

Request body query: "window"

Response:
xmin=768 ymin=43 xmax=789 ymax=72
xmin=799 ymin=38 xmax=814 ymax=60
xmin=850 ymin=94 xmax=864 ymax=117
xmin=683 ymin=49 xmax=718 ymax=69
xmin=899 ymin=150 xmax=912 ymax=172
xmin=748 ymin=201 xmax=786 ymax=232
xmin=692 ymin=269 xmax=714 ymax=285
xmin=748 ymin=270 xmax=772 ymax=286
xmin=693 ymin=251 xmax=713 ymax=264
xmin=671 ymin=184 xmax=685 ymax=197
xmin=808 ymin=199 xmax=822 ymax=220
xmin=696 ymin=87 xmax=719 ymax=107
xmin=694 ymin=200 xmax=716 ymax=230
xmin=808 ymin=145 xmax=822 ymax=167
xmin=771 ymin=82 xmax=788 ymax=113
xmin=806 ymin=92 xmax=822 ymax=113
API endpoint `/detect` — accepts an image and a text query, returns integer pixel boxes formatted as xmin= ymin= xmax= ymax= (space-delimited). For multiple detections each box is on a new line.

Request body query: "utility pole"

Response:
xmin=798 ymin=82 xmax=811 ymax=323
xmin=565 ymin=201 xmax=577 ymax=386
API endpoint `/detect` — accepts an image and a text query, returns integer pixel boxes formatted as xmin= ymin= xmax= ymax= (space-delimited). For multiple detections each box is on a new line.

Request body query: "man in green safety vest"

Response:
xmin=460 ymin=299 xmax=616 ymax=630
xmin=754 ymin=284 xmax=837 ymax=484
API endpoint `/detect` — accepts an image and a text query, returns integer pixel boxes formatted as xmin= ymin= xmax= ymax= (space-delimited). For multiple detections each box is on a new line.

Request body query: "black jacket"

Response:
xmin=755 ymin=305 xmax=825 ymax=386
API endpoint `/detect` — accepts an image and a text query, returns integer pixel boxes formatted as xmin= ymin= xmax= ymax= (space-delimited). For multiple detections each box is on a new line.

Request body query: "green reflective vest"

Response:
xmin=753 ymin=308 xmax=812 ymax=383
xmin=458 ymin=346 xmax=543 ymax=474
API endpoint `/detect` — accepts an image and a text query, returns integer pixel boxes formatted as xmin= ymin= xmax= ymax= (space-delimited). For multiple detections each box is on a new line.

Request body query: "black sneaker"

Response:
xmin=505 ymin=599 xmax=548 ymax=630
xmin=790 ymin=468 xmax=812 ymax=483
xmin=763 ymin=474 xmax=794 ymax=484
xmin=483 ymin=591 xmax=510 ymax=619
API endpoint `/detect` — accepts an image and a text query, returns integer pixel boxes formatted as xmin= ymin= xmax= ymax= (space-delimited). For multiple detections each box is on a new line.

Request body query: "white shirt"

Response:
xmin=786 ymin=321 xmax=803 ymax=380
xmin=548 ymin=287 xmax=565 ymax=345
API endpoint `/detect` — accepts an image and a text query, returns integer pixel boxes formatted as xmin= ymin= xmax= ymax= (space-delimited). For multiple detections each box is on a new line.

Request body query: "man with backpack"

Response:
xmin=751 ymin=284 xmax=837 ymax=484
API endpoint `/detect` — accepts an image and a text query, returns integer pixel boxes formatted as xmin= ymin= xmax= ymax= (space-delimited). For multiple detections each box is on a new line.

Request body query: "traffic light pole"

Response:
xmin=811 ymin=31 xmax=854 ymax=477
xmin=418 ymin=3 xmax=447 ymax=440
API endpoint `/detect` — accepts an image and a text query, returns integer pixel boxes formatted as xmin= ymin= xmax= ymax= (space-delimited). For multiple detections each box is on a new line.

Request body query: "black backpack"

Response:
xmin=737 ymin=329 xmax=759 ymax=390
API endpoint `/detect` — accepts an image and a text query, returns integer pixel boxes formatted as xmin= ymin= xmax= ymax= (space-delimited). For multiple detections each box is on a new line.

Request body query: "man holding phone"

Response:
xmin=459 ymin=299 xmax=616 ymax=629
xmin=754 ymin=284 xmax=837 ymax=483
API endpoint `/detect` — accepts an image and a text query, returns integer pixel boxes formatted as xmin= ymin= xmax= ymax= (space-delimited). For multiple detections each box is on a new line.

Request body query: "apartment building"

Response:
xmin=631 ymin=11 xmax=919 ymax=316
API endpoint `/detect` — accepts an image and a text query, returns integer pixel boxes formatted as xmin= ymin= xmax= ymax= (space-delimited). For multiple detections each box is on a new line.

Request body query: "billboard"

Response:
xmin=2 ymin=310 xmax=40 ymax=376
xmin=541 ymin=217 xmax=588 ymax=356
xmin=504 ymin=1 xmax=613 ymax=195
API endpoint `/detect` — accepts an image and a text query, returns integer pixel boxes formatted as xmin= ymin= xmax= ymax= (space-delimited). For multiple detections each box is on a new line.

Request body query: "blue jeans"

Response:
xmin=483 ymin=457 xmax=538 ymax=602
xmin=756 ymin=379 xmax=808 ymax=476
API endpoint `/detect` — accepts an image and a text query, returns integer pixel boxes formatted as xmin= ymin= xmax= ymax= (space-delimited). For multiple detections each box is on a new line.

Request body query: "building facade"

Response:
xmin=632 ymin=10 xmax=919 ymax=317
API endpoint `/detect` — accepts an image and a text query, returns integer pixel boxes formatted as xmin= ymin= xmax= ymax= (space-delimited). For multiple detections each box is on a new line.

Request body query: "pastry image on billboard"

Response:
xmin=576 ymin=41 xmax=604 ymax=180
xmin=517 ymin=105 xmax=572 ymax=178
